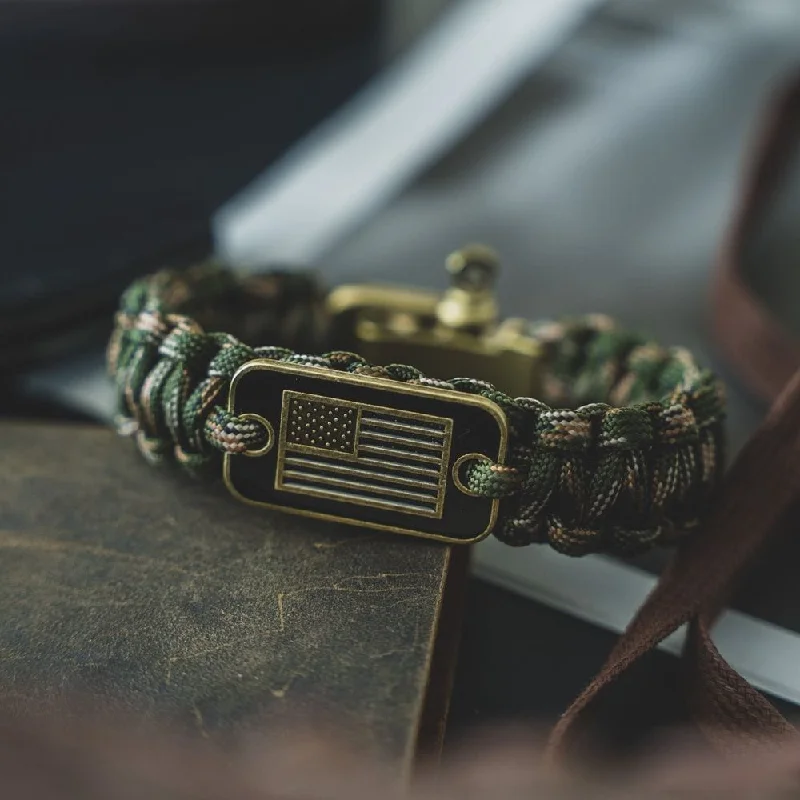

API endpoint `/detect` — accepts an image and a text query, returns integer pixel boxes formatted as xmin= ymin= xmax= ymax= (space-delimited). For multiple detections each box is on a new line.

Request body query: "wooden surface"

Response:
xmin=0 ymin=422 xmax=464 ymax=778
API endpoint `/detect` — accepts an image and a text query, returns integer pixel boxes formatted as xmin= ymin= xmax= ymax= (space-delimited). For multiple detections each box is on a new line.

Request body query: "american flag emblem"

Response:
xmin=275 ymin=391 xmax=453 ymax=518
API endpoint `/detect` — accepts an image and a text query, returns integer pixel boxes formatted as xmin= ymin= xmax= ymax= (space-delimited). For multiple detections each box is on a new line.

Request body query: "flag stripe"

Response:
xmin=357 ymin=429 xmax=445 ymax=450
xmin=281 ymin=470 xmax=439 ymax=503
xmin=279 ymin=482 xmax=435 ymax=515
xmin=358 ymin=444 xmax=442 ymax=464
xmin=356 ymin=456 xmax=441 ymax=478
xmin=284 ymin=456 xmax=440 ymax=489
xmin=359 ymin=417 xmax=448 ymax=436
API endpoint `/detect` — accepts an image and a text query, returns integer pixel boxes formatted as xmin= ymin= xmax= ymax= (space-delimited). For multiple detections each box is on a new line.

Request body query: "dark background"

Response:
xmin=0 ymin=0 xmax=382 ymax=370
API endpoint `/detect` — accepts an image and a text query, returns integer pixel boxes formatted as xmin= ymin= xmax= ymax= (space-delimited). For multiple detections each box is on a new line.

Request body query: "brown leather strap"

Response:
xmin=683 ymin=611 xmax=796 ymax=753
xmin=549 ymin=69 xmax=800 ymax=759
xmin=713 ymin=71 xmax=800 ymax=401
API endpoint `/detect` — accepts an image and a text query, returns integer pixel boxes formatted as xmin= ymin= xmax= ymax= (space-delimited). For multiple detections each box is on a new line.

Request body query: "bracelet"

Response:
xmin=108 ymin=246 xmax=726 ymax=557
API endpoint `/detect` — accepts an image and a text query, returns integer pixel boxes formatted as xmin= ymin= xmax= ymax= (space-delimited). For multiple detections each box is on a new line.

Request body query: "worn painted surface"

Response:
xmin=0 ymin=422 xmax=457 ymax=775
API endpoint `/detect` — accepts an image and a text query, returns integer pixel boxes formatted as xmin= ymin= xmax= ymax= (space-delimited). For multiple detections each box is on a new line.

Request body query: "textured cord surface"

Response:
xmin=109 ymin=262 xmax=726 ymax=557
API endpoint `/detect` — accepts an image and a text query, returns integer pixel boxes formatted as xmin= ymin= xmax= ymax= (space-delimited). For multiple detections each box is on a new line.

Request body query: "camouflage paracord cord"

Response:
xmin=108 ymin=261 xmax=726 ymax=557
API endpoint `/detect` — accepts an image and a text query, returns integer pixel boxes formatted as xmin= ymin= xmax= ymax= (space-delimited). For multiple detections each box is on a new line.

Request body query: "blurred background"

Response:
xmin=0 ymin=0 xmax=453 ymax=377
xmin=3 ymin=0 xmax=800 ymax=756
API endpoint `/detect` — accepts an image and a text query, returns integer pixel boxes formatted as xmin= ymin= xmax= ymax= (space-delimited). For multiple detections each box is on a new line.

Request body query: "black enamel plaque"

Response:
xmin=223 ymin=360 xmax=507 ymax=543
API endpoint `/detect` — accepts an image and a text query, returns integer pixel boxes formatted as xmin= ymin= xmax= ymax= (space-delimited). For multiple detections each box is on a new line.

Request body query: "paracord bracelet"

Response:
xmin=108 ymin=248 xmax=726 ymax=557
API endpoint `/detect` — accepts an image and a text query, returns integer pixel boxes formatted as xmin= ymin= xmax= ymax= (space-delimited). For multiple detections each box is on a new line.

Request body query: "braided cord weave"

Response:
xmin=109 ymin=262 xmax=726 ymax=557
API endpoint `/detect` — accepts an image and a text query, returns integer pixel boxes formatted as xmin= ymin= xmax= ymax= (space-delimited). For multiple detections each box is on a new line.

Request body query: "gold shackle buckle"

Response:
xmin=325 ymin=245 xmax=543 ymax=399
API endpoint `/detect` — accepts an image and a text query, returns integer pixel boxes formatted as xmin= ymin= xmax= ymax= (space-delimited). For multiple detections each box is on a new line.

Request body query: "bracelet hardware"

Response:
xmin=223 ymin=247 xmax=531 ymax=543
xmin=324 ymin=245 xmax=544 ymax=399
xmin=223 ymin=360 xmax=507 ymax=543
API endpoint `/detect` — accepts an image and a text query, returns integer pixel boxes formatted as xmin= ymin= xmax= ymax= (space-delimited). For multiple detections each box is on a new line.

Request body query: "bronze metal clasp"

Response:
xmin=325 ymin=245 xmax=542 ymax=398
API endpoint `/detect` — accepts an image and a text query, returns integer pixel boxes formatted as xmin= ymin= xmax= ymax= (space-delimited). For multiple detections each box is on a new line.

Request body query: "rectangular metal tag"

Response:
xmin=223 ymin=360 xmax=508 ymax=543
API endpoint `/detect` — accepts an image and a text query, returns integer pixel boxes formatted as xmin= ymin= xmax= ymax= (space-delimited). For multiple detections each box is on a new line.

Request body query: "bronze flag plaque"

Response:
xmin=223 ymin=360 xmax=508 ymax=543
